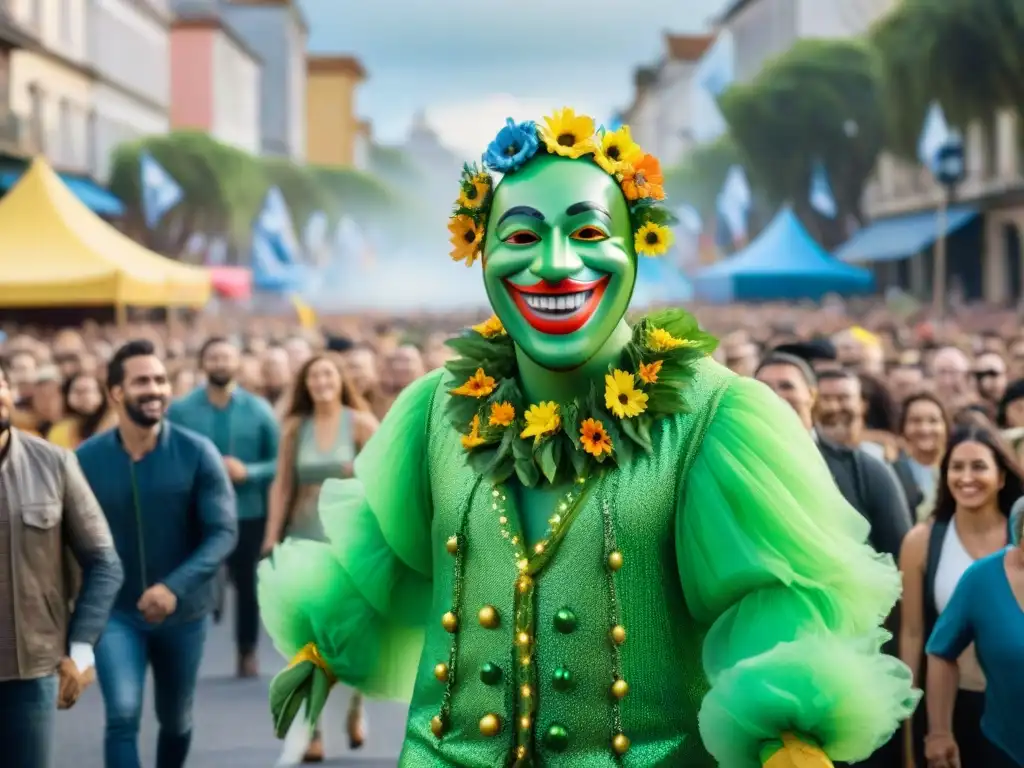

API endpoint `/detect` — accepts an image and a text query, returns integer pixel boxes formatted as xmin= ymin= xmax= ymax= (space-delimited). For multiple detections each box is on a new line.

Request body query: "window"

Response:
xmin=60 ymin=0 xmax=73 ymax=45
xmin=59 ymin=98 xmax=71 ymax=165
xmin=28 ymin=83 xmax=43 ymax=152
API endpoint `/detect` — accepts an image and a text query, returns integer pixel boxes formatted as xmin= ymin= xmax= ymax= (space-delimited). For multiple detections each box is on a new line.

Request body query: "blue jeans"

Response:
xmin=96 ymin=611 xmax=207 ymax=768
xmin=0 ymin=674 xmax=58 ymax=768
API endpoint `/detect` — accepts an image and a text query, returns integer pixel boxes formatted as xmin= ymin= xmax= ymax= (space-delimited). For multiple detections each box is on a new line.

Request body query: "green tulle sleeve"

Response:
xmin=258 ymin=368 xmax=443 ymax=702
xmin=676 ymin=376 xmax=919 ymax=767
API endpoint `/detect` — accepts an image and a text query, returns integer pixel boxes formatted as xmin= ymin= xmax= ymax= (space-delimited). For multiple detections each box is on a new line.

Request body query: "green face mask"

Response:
xmin=482 ymin=154 xmax=637 ymax=371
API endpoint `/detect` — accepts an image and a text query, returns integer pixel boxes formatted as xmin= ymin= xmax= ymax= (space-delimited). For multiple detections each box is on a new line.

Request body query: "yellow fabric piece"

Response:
xmin=0 ymin=158 xmax=209 ymax=307
xmin=289 ymin=642 xmax=337 ymax=686
xmin=763 ymin=733 xmax=834 ymax=768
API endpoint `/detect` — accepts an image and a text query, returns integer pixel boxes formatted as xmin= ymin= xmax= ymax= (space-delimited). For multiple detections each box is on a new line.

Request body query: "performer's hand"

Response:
xmin=762 ymin=732 xmax=833 ymax=768
xmin=137 ymin=583 xmax=178 ymax=623
xmin=924 ymin=732 xmax=959 ymax=768
xmin=57 ymin=656 xmax=94 ymax=710
xmin=260 ymin=535 xmax=278 ymax=560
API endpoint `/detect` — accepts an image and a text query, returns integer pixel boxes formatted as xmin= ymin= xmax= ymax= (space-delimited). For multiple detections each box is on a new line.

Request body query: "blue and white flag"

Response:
xmin=716 ymin=165 xmax=751 ymax=243
xmin=918 ymin=102 xmax=953 ymax=174
xmin=254 ymin=186 xmax=300 ymax=266
xmin=139 ymin=152 xmax=182 ymax=229
xmin=251 ymin=228 xmax=304 ymax=292
xmin=809 ymin=161 xmax=837 ymax=219
xmin=303 ymin=211 xmax=329 ymax=265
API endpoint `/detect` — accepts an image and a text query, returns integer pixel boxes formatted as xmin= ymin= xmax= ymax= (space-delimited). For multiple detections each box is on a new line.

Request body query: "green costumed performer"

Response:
xmin=257 ymin=107 xmax=918 ymax=767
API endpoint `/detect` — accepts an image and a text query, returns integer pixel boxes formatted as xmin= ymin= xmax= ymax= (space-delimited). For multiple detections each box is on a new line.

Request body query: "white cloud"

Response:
xmin=424 ymin=94 xmax=604 ymax=161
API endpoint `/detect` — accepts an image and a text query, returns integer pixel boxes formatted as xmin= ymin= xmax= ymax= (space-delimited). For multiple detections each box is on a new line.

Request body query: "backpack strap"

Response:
xmin=922 ymin=519 xmax=948 ymax=637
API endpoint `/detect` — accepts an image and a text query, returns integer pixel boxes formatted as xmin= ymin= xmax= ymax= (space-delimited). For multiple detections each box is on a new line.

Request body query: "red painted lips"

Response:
xmin=505 ymin=277 xmax=609 ymax=335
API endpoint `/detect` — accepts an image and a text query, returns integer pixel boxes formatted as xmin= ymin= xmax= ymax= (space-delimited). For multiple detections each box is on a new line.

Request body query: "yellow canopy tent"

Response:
xmin=0 ymin=158 xmax=211 ymax=309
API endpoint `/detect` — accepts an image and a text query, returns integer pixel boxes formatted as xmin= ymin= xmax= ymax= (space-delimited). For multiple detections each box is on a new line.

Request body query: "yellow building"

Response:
xmin=305 ymin=54 xmax=366 ymax=167
xmin=8 ymin=0 xmax=92 ymax=172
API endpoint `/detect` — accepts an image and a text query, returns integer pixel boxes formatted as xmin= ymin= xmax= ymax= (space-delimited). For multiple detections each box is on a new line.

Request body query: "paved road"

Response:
xmin=55 ymin=589 xmax=408 ymax=767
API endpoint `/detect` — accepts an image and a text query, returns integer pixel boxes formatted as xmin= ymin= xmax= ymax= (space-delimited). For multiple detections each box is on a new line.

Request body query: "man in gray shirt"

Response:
xmin=0 ymin=362 xmax=123 ymax=768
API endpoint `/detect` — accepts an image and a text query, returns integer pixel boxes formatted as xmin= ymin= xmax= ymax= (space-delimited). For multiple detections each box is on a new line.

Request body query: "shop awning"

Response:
xmin=0 ymin=168 xmax=125 ymax=217
xmin=835 ymin=206 xmax=978 ymax=263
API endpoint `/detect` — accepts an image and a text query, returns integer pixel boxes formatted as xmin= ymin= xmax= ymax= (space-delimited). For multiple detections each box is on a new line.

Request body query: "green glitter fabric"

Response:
xmin=258 ymin=359 xmax=918 ymax=767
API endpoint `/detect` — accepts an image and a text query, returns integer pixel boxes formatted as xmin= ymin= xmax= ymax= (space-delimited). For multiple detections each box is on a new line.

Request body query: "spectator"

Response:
xmin=262 ymin=352 xmax=379 ymax=760
xmin=893 ymin=393 xmax=949 ymax=522
xmin=924 ymin=498 xmax=1024 ymax=767
xmin=997 ymin=378 xmax=1024 ymax=464
xmin=77 ymin=340 xmax=237 ymax=768
xmin=889 ymin=361 xmax=926 ymax=406
xmin=973 ymin=351 xmax=1008 ymax=409
xmin=721 ymin=331 xmax=759 ymax=377
xmin=0 ymin=361 xmax=123 ymax=768
xmin=283 ymin=335 xmax=313 ymax=373
xmin=13 ymin=365 xmax=63 ymax=437
xmin=47 ymin=372 xmax=116 ymax=450
xmin=899 ymin=423 xmax=1022 ymax=767
xmin=339 ymin=342 xmax=388 ymax=420
xmin=6 ymin=349 xmax=37 ymax=405
xmin=170 ymin=367 xmax=196 ymax=399
xmin=260 ymin=346 xmax=292 ymax=410
xmin=167 ymin=337 xmax=279 ymax=678
xmin=381 ymin=343 xmax=425 ymax=413
xmin=931 ymin=347 xmax=974 ymax=414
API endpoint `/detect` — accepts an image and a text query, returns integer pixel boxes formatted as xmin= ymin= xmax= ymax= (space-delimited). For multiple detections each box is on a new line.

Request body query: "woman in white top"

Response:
xmin=899 ymin=423 xmax=1024 ymax=766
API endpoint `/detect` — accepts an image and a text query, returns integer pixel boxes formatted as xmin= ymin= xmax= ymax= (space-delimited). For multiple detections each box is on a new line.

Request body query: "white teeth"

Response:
xmin=521 ymin=290 xmax=592 ymax=314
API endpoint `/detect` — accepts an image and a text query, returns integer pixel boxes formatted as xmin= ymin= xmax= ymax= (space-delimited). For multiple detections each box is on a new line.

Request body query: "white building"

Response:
xmin=88 ymin=0 xmax=172 ymax=181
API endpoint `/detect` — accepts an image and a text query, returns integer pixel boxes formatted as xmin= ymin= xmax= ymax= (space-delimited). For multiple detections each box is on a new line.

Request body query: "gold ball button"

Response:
xmin=430 ymin=715 xmax=445 ymax=737
xmin=612 ymin=732 xmax=630 ymax=754
xmin=516 ymin=631 xmax=530 ymax=646
xmin=610 ymin=624 xmax=626 ymax=645
xmin=479 ymin=713 xmax=501 ymax=737
xmin=608 ymin=551 xmax=624 ymax=570
xmin=442 ymin=611 xmax=458 ymax=633
xmin=445 ymin=536 xmax=459 ymax=555
xmin=478 ymin=605 xmax=500 ymax=629
xmin=611 ymin=678 xmax=629 ymax=699
xmin=433 ymin=663 xmax=449 ymax=682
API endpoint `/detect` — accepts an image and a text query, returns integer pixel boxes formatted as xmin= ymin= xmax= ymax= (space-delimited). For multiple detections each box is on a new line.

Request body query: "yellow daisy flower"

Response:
xmin=520 ymin=402 xmax=561 ymax=443
xmin=604 ymin=369 xmax=648 ymax=419
xmin=451 ymin=368 xmax=496 ymax=398
xmin=638 ymin=359 xmax=663 ymax=384
xmin=634 ymin=222 xmax=674 ymax=257
xmin=449 ymin=214 xmax=483 ymax=267
xmin=471 ymin=315 xmax=506 ymax=338
xmin=537 ymin=107 xmax=597 ymax=159
xmin=461 ymin=414 xmax=486 ymax=450
xmin=647 ymin=327 xmax=693 ymax=352
xmin=593 ymin=126 xmax=643 ymax=176
xmin=458 ymin=173 xmax=491 ymax=210
xmin=579 ymin=418 xmax=613 ymax=458
xmin=489 ymin=401 xmax=516 ymax=427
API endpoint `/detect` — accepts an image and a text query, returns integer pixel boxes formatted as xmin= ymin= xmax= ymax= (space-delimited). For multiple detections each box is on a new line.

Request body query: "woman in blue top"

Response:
xmin=925 ymin=499 xmax=1024 ymax=767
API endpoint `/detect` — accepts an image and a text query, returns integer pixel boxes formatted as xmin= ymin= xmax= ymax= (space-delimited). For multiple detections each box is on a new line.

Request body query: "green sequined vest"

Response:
xmin=401 ymin=356 xmax=734 ymax=767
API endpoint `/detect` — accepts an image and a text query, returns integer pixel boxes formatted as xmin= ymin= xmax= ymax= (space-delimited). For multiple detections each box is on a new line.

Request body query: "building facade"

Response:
xmin=0 ymin=2 xmax=39 ymax=157
xmin=170 ymin=9 xmax=261 ymax=153
xmin=8 ymin=0 xmax=92 ymax=171
xmin=305 ymin=54 xmax=364 ymax=167
xmin=88 ymin=0 xmax=172 ymax=181
xmin=217 ymin=0 xmax=306 ymax=159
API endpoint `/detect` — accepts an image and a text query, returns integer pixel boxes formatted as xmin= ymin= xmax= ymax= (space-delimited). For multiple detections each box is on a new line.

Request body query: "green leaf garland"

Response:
xmin=444 ymin=309 xmax=718 ymax=487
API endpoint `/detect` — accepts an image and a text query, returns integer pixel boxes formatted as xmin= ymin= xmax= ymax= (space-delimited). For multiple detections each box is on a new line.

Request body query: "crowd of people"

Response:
xmin=0 ymin=298 xmax=1022 ymax=767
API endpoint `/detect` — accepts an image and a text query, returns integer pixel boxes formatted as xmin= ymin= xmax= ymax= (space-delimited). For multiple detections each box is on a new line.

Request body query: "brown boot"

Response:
xmin=347 ymin=704 xmax=365 ymax=750
xmin=302 ymin=734 xmax=324 ymax=763
xmin=237 ymin=652 xmax=258 ymax=679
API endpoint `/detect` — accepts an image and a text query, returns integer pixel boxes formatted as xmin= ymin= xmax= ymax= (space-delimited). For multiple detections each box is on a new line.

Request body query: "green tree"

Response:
xmin=871 ymin=0 xmax=1024 ymax=158
xmin=664 ymin=134 xmax=745 ymax=219
xmin=717 ymin=37 xmax=886 ymax=243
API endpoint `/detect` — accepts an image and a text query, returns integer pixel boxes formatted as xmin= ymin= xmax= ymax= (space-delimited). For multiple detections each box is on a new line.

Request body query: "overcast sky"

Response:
xmin=298 ymin=0 xmax=729 ymax=157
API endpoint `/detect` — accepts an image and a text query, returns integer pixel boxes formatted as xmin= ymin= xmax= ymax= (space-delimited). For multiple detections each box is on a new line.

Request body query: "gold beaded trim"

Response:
xmin=493 ymin=475 xmax=591 ymax=765
xmin=602 ymin=496 xmax=629 ymax=757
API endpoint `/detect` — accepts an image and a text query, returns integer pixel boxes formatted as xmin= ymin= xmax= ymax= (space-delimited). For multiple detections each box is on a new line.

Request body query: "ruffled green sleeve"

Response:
xmin=257 ymin=368 xmax=443 ymax=701
xmin=677 ymin=376 xmax=919 ymax=767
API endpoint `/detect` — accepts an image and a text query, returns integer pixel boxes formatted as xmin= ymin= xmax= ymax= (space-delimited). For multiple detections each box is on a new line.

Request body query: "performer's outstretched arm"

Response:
xmin=676 ymin=376 xmax=919 ymax=768
xmin=258 ymin=369 xmax=442 ymax=722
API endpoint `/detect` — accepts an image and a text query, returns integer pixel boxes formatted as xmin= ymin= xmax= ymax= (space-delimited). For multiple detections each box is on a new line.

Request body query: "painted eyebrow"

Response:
xmin=496 ymin=205 xmax=545 ymax=226
xmin=565 ymin=201 xmax=611 ymax=220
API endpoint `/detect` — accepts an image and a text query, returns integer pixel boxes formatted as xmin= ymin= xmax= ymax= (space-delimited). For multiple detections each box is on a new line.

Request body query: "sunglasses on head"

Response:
xmin=974 ymin=370 xmax=1002 ymax=379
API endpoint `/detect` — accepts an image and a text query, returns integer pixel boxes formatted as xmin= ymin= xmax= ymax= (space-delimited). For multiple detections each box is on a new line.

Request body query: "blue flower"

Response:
xmin=482 ymin=118 xmax=539 ymax=173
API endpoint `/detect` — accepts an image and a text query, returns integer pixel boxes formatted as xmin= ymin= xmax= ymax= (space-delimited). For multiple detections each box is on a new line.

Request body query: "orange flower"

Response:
xmin=461 ymin=414 xmax=486 ymax=449
xmin=489 ymin=401 xmax=515 ymax=427
xmin=638 ymin=360 xmax=663 ymax=384
xmin=579 ymin=418 xmax=613 ymax=458
xmin=620 ymin=154 xmax=665 ymax=201
xmin=451 ymin=368 xmax=496 ymax=398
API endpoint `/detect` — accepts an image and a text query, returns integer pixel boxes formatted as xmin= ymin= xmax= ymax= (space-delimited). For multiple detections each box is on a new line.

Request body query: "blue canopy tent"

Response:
xmin=693 ymin=207 xmax=874 ymax=302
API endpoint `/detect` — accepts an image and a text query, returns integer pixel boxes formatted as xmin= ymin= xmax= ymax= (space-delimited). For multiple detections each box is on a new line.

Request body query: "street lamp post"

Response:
xmin=931 ymin=134 xmax=966 ymax=317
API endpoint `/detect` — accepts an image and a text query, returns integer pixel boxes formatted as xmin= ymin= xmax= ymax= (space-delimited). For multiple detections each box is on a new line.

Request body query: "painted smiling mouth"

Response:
xmin=505 ymin=277 xmax=609 ymax=335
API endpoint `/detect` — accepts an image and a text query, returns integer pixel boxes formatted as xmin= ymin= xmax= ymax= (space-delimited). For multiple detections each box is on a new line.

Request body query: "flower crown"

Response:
xmin=448 ymin=107 xmax=679 ymax=268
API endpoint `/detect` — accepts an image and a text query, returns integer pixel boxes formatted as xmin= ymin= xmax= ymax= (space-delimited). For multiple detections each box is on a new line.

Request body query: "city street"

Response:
xmin=55 ymin=591 xmax=408 ymax=767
